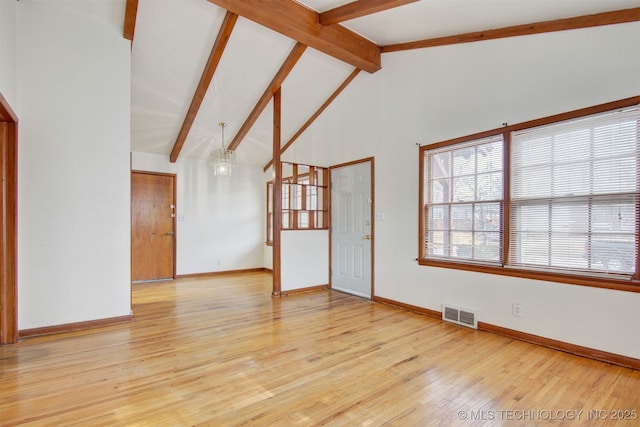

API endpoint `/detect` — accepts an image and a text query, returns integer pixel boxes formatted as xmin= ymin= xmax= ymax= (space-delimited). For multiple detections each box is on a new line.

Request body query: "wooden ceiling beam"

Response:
xmin=169 ymin=12 xmax=238 ymax=163
xmin=263 ymin=68 xmax=362 ymax=172
xmin=123 ymin=0 xmax=138 ymax=42
xmin=319 ymin=0 xmax=418 ymax=26
xmin=227 ymin=43 xmax=307 ymax=152
xmin=206 ymin=0 xmax=381 ymax=73
xmin=382 ymin=7 xmax=640 ymax=52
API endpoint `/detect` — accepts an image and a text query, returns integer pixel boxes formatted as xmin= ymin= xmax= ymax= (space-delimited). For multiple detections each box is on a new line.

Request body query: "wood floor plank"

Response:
xmin=1 ymin=272 xmax=638 ymax=426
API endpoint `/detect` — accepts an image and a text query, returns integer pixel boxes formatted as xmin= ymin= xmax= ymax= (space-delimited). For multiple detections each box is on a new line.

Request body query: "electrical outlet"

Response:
xmin=512 ymin=303 xmax=522 ymax=317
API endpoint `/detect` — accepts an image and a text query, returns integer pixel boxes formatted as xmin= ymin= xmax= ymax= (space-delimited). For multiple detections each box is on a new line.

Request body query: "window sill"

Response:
xmin=418 ymin=258 xmax=640 ymax=293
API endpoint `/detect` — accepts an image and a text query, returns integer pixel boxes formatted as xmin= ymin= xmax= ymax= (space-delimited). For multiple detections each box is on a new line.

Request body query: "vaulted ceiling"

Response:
xmin=128 ymin=0 xmax=639 ymax=169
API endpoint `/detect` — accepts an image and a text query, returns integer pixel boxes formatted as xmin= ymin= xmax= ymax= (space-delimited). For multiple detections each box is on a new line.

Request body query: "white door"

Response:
xmin=331 ymin=161 xmax=372 ymax=299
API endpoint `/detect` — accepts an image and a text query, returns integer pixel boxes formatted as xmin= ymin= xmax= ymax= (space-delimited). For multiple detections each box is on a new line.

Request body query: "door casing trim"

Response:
xmin=0 ymin=92 xmax=18 ymax=345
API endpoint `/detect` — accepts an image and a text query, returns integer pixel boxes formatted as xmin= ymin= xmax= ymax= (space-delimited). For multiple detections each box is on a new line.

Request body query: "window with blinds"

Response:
xmin=423 ymin=135 xmax=504 ymax=263
xmin=510 ymin=107 xmax=639 ymax=277
xmin=419 ymin=98 xmax=639 ymax=289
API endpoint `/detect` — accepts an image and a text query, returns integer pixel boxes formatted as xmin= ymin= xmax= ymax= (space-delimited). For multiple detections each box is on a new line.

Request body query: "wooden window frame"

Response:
xmin=419 ymin=96 xmax=640 ymax=293
xmin=266 ymin=181 xmax=274 ymax=246
xmin=422 ymin=135 xmax=504 ymax=264
xmin=266 ymin=162 xmax=329 ymax=245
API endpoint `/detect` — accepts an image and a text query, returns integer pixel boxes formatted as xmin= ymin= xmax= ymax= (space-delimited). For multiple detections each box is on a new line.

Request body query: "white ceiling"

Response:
xmin=130 ymin=0 xmax=639 ymax=167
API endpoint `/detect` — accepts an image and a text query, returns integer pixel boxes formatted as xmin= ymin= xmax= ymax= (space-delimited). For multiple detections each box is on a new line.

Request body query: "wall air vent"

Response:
xmin=442 ymin=304 xmax=478 ymax=329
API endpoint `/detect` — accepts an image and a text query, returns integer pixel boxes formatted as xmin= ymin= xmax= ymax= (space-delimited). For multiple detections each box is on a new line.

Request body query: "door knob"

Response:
xmin=363 ymin=234 xmax=371 ymax=240
xmin=166 ymin=231 xmax=174 ymax=236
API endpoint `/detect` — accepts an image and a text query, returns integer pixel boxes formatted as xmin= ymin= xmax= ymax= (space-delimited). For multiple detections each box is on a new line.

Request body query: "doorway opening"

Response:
xmin=0 ymin=92 xmax=18 ymax=344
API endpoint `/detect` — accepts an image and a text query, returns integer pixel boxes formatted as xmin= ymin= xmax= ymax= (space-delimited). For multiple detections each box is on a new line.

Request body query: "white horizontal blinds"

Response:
xmin=424 ymin=135 xmax=504 ymax=263
xmin=510 ymin=106 xmax=639 ymax=276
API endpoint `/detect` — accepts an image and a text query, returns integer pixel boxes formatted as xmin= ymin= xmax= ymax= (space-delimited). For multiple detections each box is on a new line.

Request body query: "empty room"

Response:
xmin=1 ymin=0 xmax=639 ymax=425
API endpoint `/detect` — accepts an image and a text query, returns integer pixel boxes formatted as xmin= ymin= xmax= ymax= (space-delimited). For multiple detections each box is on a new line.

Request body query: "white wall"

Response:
xmin=287 ymin=23 xmax=640 ymax=358
xmin=16 ymin=0 xmax=131 ymax=329
xmin=131 ymin=152 xmax=265 ymax=275
xmin=281 ymin=230 xmax=329 ymax=291
xmin=0 ymin=0 xmax=17 ymax=107
xmin=264 ymin=243 xmax=273 ymax=271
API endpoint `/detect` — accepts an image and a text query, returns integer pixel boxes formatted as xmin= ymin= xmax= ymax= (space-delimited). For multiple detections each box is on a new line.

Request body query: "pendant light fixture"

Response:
xmin=210 ymin=122 xmax=234 ymax=176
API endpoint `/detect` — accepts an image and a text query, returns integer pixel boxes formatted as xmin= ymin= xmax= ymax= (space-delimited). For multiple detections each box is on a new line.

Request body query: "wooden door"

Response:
xmin=131 ymin=172 xmax=176 ymax=282
xmin=331 ymin=161 xmax=373 ymax=299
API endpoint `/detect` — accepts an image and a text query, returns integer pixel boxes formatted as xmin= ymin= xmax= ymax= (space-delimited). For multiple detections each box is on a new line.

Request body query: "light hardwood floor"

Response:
xmin=1 ymin=272 xmax=638 ymax=426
